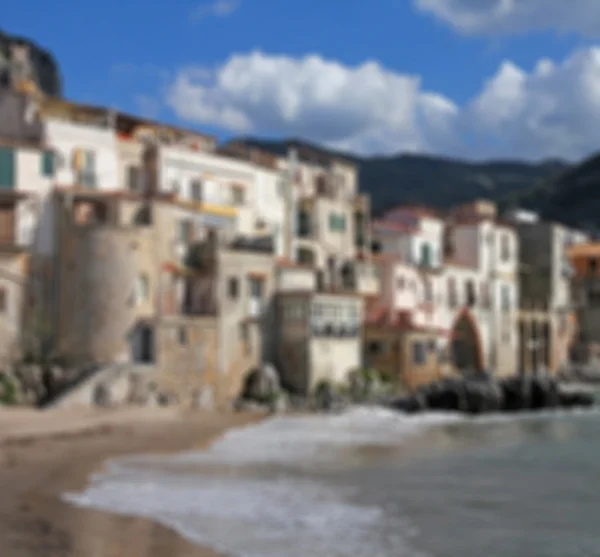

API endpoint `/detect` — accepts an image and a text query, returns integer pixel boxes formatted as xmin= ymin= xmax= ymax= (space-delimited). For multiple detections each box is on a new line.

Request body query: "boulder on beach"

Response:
xmin=241 ymin=362 xmax=281 ymax=404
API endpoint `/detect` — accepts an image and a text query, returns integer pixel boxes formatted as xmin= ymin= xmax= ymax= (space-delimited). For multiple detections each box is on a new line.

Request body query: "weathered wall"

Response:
xmin=56 ymin=225 xmax=156 ymax=364
xmin=155 ymin=316 xmax=221 ymax=406
xmin=0 ymin=252 xmax=27 ymax=366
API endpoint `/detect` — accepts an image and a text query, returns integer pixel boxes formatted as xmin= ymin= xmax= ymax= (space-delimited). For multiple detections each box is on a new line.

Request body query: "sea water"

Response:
xmin=64 ymin=407 xmax=600 ymax=557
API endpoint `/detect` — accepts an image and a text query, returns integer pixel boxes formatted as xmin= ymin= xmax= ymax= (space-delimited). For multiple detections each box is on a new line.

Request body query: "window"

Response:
xmin=412 ymin=341 xmax=426 ymax=365
xmin=170 ymin=179 xmax=181 ymax=195
xmin=297 ymin=211 xmax=311 ymax=237
xmin=227 ymin=277 xmax=239 ymax=299
xmin=232 ymin=185 xmax=245 ymax=205
xmin=588 ymin=258 xmax=598 ymax=275
xmin=41 ymin=151 xmax=54 ymax=177
xmin=500 ymin=234 xmax=511 ymax=262
xmin=316 ymin=175 xmax=328 ymax=195
xmin=397 ymin=276 xmax=405 ymax=290
xmin=420 ymin=243 xmax=432 ymax=267
xmin=424 ymin=278 xmax=433 ymax=303
xmin=135 ymin=274 xmax=149 ymax=305
xmin=178 ymin=327 xmax=188 ymax=345
xmin=178 ymin=219 xmax=193 ymax=242
xmin=249 ymin=277 xmax=263 ymax=299
xmin=0 ymin=287 xmax=6 ymax=312
xmin=501 ymin=285 xmax=511 ymax=312
xmin=80 ymin=150 xmax=96 ymax=188
xmin=480 ymin=282 xmax=491 ymax=309
xmin=127 ymin=165 xmax=142 ymax=192
xmin=367 ymin=341 xmax=384 ymax=355
xmin=328 ymin=213 xmax=346 ymax=232
xmin=190 ymin=180 xmax=203 ymax=201
xmin=466 ymin=280 xmax=476 ymax=307
xmin=0 ymin=148 xmax=15 ymax=189
xmin=448 ymin=277 xmax=458 ymax=308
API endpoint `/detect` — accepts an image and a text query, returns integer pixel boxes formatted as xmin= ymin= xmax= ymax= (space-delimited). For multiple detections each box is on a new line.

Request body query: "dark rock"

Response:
xmin=0 ymin=30 xmax=63 ymax=97
xmin=241 ymin=363 xmax=281 ymax=404
xmin=530 ymin=376 xmax=560 ymax=409
xmin=558 ymin=389 xmax=595 ymax=408
xmin=389 ymin=392 xmax=427 ymax=414
xmin=499 ymin=376 xmax=532 ymax=412
xmin=464 ymin=381 xmax=503 ymax=414
xmin=422 ymin=380 xmax=465 ymax=411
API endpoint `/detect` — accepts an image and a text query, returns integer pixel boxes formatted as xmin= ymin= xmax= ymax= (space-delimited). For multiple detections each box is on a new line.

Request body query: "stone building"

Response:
xmin=0 ymin=93 xmax=57 ymax=364
xmin=50 ymin=188 xmax=276 ymax=405
xmin=369 ymin=200 xmax=520 ymax=389
xmin=566 ymin=241 xmax=600 ymax=364
xmin=272 ymin=261 xmax=363 ymax=395
xmin=505 ymin=209 xmax=586 ymax=374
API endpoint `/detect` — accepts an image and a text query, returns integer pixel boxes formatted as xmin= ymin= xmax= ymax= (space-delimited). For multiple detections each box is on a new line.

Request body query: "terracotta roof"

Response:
xmin=364 ymin=306 xmax=449 ymax=335
xmin=450 ymin=214 xmax=516 ymax=230
xmin=384 ymin=205 xmax=441 ymax=220
xmin=43 ymin=97 xmax=216 ymax=143
xmin=372 ymin=219 xmax=418 ymax=235
xmin=567 ymin=242 xmax=600 ymax=258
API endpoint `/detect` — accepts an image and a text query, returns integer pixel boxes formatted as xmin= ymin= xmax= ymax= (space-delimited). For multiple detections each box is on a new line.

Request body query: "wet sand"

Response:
xmin=0 ymin=407 xmax=265 ymax=557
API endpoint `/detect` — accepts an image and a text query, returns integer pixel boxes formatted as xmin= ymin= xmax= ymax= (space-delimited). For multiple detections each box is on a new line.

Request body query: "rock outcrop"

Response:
xmin=389 ymin=374 xmax=595 ymax=415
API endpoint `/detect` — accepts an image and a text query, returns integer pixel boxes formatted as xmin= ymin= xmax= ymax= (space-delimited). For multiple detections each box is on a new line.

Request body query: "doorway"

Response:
xmin=135 ymin=325 xmax=154 ymax=364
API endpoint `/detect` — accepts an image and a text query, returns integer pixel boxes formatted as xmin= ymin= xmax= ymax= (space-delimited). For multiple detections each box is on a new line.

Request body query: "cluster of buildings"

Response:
xmin=0 ymin=59 xmax=599 ymax=406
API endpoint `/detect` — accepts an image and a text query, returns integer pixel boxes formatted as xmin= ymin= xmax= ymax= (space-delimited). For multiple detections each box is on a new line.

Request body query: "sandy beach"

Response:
xmin=0 ymin=407 xmax=265 ymax=557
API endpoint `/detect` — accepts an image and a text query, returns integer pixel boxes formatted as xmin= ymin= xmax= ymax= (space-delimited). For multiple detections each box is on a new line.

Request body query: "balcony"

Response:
xmin=183 ymin=241 xmax=216 ymax=270
xmin=310 ymin=320 xmax=360 ymax=338
xmin=78 ymin=170 xmax=97 ymax=189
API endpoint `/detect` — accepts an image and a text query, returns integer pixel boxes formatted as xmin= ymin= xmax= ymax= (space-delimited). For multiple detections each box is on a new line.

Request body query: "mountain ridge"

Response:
xmin=232 ymin=137 xmax=571 ymax=215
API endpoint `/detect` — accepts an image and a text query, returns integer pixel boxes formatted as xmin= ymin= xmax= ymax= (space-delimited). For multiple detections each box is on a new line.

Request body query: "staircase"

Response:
xmin=43 ymin=363 xmax=156 ymax=410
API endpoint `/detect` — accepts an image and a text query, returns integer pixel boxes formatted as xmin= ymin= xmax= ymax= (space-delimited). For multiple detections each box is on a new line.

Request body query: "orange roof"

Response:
xmin=566 ymin=242 xmax=600 ymax=259
xmin=384 ymin=205 xmax=440 ymax=219
xmin=372 ymin=219 xmax=418 ymax=235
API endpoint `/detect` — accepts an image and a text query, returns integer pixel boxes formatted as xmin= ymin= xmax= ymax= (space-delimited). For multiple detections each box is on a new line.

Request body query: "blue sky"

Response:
xmin=5 ymin=0 xmax=600 ymax=161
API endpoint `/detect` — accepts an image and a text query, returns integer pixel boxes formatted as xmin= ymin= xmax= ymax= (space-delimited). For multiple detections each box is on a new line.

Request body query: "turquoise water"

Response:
xmin=65 ymin=408 xmax=600 ymax=557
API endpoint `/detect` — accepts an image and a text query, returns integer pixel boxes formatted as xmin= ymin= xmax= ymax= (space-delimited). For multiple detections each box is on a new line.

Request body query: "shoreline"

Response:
xmin=0 ymin=407 xmax=265 ymax=557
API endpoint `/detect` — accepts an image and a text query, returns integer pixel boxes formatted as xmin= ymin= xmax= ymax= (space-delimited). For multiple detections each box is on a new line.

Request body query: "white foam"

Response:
xmin=172 ymin=407 xmax=464 ymax=467
xmin=66 ymin=475 xmax=402 ymax=557
xmin=65 ymin=406 xmax=598 ymax=557
xmin=64 ymin=407 xmax=449 ymax=557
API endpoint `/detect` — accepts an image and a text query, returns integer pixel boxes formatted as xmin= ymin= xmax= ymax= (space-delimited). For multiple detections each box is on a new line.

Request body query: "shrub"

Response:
xmin=0 ymin=375 xmax=17 ymax=405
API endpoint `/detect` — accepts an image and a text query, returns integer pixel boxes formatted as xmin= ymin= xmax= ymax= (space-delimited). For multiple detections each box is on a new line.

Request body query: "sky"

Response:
xmin=5 ymin=0 xmax=600 ymax=161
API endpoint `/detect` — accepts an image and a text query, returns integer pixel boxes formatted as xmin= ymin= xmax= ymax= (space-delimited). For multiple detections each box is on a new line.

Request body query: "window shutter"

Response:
xmin=0 ymin=148 xmax=15 ymax=189
xmin=41 ymin=151 xmax=54 ymax=177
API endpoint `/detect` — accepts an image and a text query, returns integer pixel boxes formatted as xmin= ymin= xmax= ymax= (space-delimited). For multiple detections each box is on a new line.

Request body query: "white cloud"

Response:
xmin=166 ymin=52 xmax=461 ymax=156
xmin=191 ymin=0 xmax=240 ymax=22
xmin=164 ymin=48 xmax=600 ymax=161
xmin=413 ymin=0 xmax=600 ymax=36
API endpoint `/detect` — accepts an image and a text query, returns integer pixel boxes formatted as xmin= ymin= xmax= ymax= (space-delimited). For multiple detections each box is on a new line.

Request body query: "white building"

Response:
xmin=371 ymin=200 xmax=519 ymax=382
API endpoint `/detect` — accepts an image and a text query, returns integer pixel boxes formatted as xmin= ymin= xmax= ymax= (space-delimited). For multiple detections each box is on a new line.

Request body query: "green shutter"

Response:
xmin=339 ymin=215 xmax=346 ymax=231
xmin=41 ymin=151 xmax=54 ymax=177
xmin=329 ymin=213 xmax=336 ymax=231
xmin=0 ymin=148 xmax=15 ymax=189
